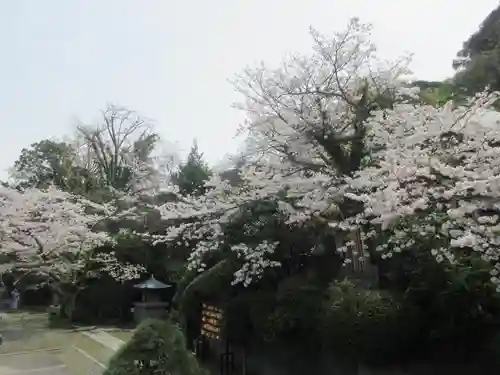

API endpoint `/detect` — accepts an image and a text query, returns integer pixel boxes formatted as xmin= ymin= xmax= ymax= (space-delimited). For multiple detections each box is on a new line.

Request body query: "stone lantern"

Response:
xmin=132 ymin=275 xmax=171 ymax=323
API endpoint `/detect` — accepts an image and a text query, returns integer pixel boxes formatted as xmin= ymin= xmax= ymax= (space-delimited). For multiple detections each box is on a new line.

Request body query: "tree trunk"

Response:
xmin=63 ymin=291 xmax=79 ymax=323
xmin=51 ymin=287 xmax=61 ymax=306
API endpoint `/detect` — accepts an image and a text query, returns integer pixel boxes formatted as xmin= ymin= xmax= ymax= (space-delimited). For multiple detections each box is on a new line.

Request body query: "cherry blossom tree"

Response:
xmin=344 ymin=91 xmax=500 ymax=291
xmin=145 ymin=18 xmax=500 ymax=293
xmin=137 ymin=18 xmax=420 ymax=286
xmin=0 ymin=184 xmax=144 ymax=316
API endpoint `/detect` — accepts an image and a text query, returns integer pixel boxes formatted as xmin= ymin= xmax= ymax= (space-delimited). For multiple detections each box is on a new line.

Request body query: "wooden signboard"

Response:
xmin=200 ymin=303 xmax=224 ymax=340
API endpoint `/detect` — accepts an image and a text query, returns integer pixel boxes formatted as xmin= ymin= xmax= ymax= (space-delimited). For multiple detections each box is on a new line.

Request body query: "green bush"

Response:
xmin=383 ymin=247 xmax=500 ymax=358
xmin=244 ymin=275 xmax=325 ymax=344
xmin=104 ymin=318 xmax=207 ymax=375
xmin=320 ymin=279 xmax=418 ymax=365
xmin=177 ymin=259 xmax=235 ymax=317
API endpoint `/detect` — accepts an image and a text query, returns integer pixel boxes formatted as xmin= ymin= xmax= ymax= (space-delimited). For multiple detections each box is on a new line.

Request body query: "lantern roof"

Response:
xmin=134 ymin=275 xmax=171 ymax=289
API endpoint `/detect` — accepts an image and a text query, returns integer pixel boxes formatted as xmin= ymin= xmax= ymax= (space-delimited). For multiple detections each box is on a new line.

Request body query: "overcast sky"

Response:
xmin=0 ymin=0 xmax=498 ymax=179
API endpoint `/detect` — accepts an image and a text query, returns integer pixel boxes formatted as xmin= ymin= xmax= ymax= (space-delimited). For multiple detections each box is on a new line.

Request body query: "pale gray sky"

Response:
xmin=0 ymin=0 xmax=497 ymax=179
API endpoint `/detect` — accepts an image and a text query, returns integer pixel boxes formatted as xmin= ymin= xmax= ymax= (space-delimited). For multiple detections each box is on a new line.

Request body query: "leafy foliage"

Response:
xmin=413 ymin=80 xmax=459 ymax=106
xmin=320 ymin=279 xmax=418 ymax=365
xmin=178 ymin=259 xmax=235 ymax=322
xmin=384 ymin=246 xmax=500 ymax=355
xmin=10 ymin=139 xmax=95 ymax=193
xmin=453 ymin=5 xmax=500 ymax=94
xmin=9 ymin=104 xmax=178 ymax=201
xmin=76 ymin=105 xmax=163 ymax=194
xmin=243 ymin=274 xmax=325 ymax=344
xmin=454 ymin=5 xmax=500 ymax=69
xmin=104 ymin=318 xmax=207 ymax=375
xmin=171 ymin=141 xmax=212 ymax=196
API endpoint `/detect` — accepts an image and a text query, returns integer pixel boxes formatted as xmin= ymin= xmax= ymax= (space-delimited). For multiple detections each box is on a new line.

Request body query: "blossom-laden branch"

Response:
xmin=345 ymin=91 xmax=500 ymax=291
xmin=0 ymin=185 xmax=144 ymax=284
xmin=137 ymin=18 xmax=416 ymax=286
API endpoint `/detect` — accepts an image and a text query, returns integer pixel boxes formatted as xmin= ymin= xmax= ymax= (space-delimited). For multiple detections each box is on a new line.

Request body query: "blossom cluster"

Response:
xmin=230 ymin=241 xmax=281 ymax=286
xmin=136 ymin=19 xmax=500 ymax=291
xmin=345 ymin=92 xmax=500 ymax=290
xmin=0 ymin=184 xmax=142 ymax=282
xmin=140 ymin=18 xmax=411 ymax=285
xmin=0 ymin=185 xmax=113 ymax=257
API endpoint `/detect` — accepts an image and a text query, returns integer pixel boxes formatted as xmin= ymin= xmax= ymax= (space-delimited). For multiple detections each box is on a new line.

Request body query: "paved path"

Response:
xmin=0 ymin=350 xmax=71 ymax=375
xmin=83 ymin=330 xmax=124 ymax=352
xmin=0 ymin=311 xmax=126 ymax=375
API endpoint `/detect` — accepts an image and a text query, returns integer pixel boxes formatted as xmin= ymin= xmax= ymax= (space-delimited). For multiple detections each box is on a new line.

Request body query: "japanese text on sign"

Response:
xmin=200 ymin=303 xmax=224 ymax=340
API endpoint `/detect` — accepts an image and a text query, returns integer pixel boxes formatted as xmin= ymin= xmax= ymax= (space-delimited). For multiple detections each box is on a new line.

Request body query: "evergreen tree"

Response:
xmin=171 ymin=140 xmax=211 ymax=196
xmin=453 ymin=5 xmax=500 ymax=94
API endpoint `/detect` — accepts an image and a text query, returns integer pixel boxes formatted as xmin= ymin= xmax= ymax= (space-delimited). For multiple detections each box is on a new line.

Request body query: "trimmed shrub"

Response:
xmin=320 ymin=279 xmax=418 ymax=365
xmin=243 ymin=275 xmax=325 ymax=345
xmin=104 ymin=318 xmax=207 ymax=375
xmin=177 ymin=259 xmax=236 ymax=347
xmin=383 ymin=248 xmax=500 ymax=358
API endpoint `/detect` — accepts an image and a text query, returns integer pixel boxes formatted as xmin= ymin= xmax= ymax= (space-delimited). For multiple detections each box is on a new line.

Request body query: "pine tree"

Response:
xmin=171 ymin=140 xmax=212 ymax=196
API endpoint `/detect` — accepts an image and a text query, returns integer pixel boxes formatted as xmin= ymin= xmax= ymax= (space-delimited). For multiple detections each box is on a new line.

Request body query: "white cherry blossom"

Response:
xmin=140 ymin=18 xmax=414 ymax=286
xmin=347 ymin=91 xmax=500 ymax=290
xmin=0 ymin=185 xmax=144 ymax=283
